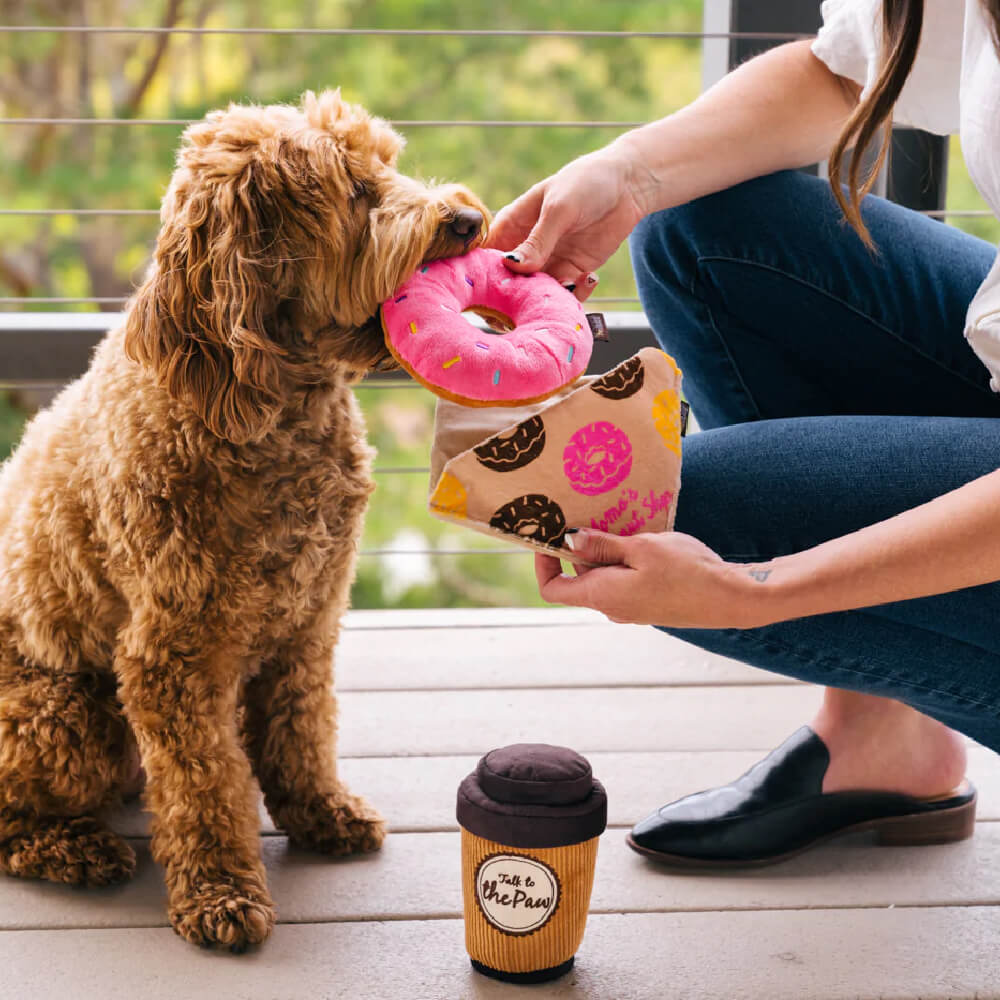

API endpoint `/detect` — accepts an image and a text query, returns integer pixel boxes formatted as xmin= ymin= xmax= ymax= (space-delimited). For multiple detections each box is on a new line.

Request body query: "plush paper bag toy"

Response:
xmin=428 ymin=347 xmax=686 ymax=564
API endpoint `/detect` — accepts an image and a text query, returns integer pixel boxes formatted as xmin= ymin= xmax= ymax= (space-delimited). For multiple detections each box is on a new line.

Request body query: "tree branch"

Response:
xmin=120 ymin=0 xmax=184 ymax=118
xmin=0 ymin=253 xmax=37 ymax=297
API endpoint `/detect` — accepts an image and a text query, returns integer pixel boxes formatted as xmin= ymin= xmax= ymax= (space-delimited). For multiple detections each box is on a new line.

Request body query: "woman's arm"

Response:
xmin=750 ymin=465 xmax=1000 ymax=623
xmin=537 ymin=466 xmax=1000 ymax=629
xmin=616 ymin=39 xmax=861 ymax=218
xmin=487 ymin=40 xmax=860 ymax=286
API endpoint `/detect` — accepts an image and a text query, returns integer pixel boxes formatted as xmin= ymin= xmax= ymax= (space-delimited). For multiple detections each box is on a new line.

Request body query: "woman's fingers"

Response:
xmin=486 ymin=185 xmax=544 ymax=253
xmin=534 ymin=554 xmax=580 ymax=605
xmin=576 ymin=272 xmax=600 ymax=302
xmin=555 ymin=271 xmax=599 ymax=302
xmin=501 ymin=199 xmax=578 ymax=275
xmin=535 ymin=550 xmax=636 ymax=612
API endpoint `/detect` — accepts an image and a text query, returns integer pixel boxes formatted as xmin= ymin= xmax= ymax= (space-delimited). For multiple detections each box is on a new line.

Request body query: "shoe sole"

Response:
xmin=625 ymin=792 xmax=977 ymax=870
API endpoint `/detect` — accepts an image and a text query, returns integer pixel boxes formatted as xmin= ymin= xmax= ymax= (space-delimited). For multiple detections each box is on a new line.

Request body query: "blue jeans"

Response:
xmin=629 ymin=169 xmax=1000 ymax=752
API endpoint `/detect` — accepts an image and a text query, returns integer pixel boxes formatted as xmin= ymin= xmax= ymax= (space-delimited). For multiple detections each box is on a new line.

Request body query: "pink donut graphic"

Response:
xmin=562 ymin=421 xmax=633 ymax=496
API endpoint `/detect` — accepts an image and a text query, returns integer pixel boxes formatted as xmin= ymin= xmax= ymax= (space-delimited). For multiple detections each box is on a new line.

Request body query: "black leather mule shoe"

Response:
xmin=627 ymin=726 xmax=976 ymax=868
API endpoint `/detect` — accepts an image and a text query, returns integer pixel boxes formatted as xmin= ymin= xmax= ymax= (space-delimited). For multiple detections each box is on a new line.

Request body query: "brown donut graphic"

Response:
xmin=490 ymin=494 xmax=567 ymax=547
xmin=590 ymin=356 xmax=645 ymax=400
xmin=474 ymin=416 xmax=547 ymax=472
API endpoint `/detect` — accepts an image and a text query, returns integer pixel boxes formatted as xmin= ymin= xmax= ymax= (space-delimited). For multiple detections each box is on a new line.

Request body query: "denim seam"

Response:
xmin=695 ymin=254 xmax=996 ymax=398
xmin=728 ymin=622 xmax=1000 ymax=716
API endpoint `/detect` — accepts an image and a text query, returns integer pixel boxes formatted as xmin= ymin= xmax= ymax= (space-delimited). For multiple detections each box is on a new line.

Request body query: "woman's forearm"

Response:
xmin=613 ymin=40 xmax=860 ymax=217
xmin=742 ymin=468 xmax=1000 ymax=626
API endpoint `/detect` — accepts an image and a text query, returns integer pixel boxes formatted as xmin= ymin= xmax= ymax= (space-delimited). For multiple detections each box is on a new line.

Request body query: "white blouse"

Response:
xmin=812 ymin=0 xmax=1000 ymax=392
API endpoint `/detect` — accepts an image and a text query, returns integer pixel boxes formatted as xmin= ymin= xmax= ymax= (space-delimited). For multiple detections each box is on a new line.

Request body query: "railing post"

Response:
xmin=703 ymin=0 xmax=947 ymax=212
xmin=887 ymin=129 xmax=949 ymax=213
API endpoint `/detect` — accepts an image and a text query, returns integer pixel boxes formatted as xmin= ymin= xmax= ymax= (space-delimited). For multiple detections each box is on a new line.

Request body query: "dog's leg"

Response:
xmin=115 ymin=630 xmax=274 ymax=952
xmin=0 ymin=664 xmax=137 ymax=886
xmin=241 ymin=633 xmax=385 ymax=855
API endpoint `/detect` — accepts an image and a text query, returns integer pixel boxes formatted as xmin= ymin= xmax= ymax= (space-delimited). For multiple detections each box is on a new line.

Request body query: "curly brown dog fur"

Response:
xmin=0 ymin=89 xmax=486 ymax=951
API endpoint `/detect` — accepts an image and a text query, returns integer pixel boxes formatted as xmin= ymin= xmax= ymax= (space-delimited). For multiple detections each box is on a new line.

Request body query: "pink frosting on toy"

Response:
xmin=381 ymin=248 xmax=593 ymax=404
xmin=562 ymin=421 xmax=633 ymax=496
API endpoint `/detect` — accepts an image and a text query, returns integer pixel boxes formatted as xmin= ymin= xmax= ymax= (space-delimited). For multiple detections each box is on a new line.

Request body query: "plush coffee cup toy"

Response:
xmin=457 ymin=744 xmax=607 ymax=982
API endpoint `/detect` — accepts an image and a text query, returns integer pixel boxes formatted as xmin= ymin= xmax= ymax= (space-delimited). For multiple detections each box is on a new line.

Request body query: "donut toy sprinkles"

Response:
xmin=380 ymin=248 xmax=593 ymax=407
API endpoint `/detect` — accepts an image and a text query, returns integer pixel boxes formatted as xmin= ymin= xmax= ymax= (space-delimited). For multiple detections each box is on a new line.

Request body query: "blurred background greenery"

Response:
xmin=1 ymin=1 xmax=998 ymax=608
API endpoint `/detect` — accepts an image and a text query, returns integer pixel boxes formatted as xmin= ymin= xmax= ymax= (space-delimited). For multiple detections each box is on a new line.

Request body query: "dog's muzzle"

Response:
xmin=448 ymin=208 xmax=484 ymax=246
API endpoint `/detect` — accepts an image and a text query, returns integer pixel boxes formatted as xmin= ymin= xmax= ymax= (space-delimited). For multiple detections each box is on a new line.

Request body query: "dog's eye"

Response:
xmin=351 ymin=179 xmax=372 ymax=202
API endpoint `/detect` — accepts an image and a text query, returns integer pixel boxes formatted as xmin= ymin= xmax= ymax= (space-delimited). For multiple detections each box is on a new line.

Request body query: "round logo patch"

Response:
xmin=474 ymin=852 xmax=561 ymax=936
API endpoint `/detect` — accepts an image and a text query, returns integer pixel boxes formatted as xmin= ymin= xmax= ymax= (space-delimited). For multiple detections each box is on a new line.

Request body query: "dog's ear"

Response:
xmin=125 ymin=152 xmax=288 ymax=446
xmin=303 ymin=88 xmax=403 ymax=168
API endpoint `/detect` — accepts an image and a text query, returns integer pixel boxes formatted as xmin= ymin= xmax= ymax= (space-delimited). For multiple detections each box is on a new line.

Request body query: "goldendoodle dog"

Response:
xmin=0 ymin=89 xmax=486 ymax=951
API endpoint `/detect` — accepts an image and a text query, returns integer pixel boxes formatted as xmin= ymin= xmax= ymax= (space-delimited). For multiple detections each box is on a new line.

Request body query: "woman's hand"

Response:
xmin=535 ymin=528 xmax=771 ymax=629
xmin=485 ymin=144 xmax=654 ymax=299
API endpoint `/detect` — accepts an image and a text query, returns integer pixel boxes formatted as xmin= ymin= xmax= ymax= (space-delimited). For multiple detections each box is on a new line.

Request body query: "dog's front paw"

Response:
xmin=0 ymin=816 xmax=136 ymax=886
xmin=279 ymin=790 xmax=386 ymax=856
xmin=169 ymin=878 xmax=275 ymax=952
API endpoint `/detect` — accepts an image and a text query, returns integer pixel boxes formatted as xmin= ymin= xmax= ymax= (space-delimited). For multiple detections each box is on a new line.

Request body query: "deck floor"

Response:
xmin=1 ymin=608 xmax=998 ymax=999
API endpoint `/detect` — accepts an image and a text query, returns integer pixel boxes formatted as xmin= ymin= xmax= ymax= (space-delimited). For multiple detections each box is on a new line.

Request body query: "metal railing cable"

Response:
xmin=0 ymin=26 xmax=809 ymax=38
xmin=0 ymin=118 xmax=691 ymax=127
xmin=0 ymin=209 xmax=993 ymax=223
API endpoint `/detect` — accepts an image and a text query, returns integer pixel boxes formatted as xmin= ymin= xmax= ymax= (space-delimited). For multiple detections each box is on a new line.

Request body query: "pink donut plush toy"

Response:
xmin=381 ymin=248 xmax=594 ymax=407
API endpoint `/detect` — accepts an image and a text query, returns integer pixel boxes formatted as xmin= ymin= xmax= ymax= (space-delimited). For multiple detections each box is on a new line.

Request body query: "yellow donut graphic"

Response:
xmin=651 ymin=388 xmax=682 ymax=457
xmin=655 ymin=349 xmax=682 ymax=379
xmin=430 ymin=471 xmax=468 ymax=519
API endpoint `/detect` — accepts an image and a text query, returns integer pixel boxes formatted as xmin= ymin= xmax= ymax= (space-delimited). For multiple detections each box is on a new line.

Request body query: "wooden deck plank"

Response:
xmin=335 ymin=685 xmax=824 ymax=756
xmin=343 ymin=607 xmax=604 ymax=630
xmin=2 ymin=826 xmax=997 ymax=931
xmin=104 ymin=745 xmax=1000 ymax=837
xmin=334 ymin=625 xmax=785 ymax=690
xmin=2 ymin=907 xmax=998 ymax=1000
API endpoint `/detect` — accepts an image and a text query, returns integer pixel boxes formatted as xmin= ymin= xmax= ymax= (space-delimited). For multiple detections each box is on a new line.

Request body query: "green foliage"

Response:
xmin=1 ymin=0 xmax=703 ymax=609
xmin=2 ymin=2 xmax=997 ymax=608
xmin=0 ymin=1 xmax=704 ymax=309
xmin=351 ymin=383 xmax=545 ymax=608
xmin=947 ymin=137 xmax=1000 ymax=245
xmin=0 ymin=395 xmax=29 ymax=461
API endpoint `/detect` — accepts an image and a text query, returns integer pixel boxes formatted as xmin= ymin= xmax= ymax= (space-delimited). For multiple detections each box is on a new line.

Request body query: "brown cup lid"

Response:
xmin=457 ymin=743 xmax=607 ymax=849
xmin=476 ymin=744 xmax=594 ymax=805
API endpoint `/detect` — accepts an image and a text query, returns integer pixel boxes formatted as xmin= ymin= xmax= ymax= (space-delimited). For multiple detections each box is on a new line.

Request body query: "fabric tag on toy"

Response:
xmin=428 ymin=347 xmax=684 ymax=565
xmin=586 ymin=313 xmax=609 ymax=341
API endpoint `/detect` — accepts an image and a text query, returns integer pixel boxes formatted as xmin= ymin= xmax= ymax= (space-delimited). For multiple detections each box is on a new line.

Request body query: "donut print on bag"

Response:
xmin=490 ymin=494 xmax=567 ymax=547
xmin=590 ymin=356 xmax=645 ymax=400
xmin=562 ymin=422 xmax=633 ymax=496
xmin=474 ymin=416 xmax=546 ymax=472
xmin=429 ymin=471 xmax=469 ymax=518
xmin=651 ymin=389 xmax=682 ymax=457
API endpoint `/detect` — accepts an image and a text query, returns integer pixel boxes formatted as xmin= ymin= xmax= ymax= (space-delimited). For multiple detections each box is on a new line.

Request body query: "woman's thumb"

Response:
xmin=564 ymin=528 xmax=628 ymax=565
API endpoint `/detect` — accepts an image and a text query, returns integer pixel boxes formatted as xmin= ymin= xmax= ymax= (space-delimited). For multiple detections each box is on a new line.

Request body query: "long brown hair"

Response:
xmin=829 ymin=0 xmax=1000 ymax=247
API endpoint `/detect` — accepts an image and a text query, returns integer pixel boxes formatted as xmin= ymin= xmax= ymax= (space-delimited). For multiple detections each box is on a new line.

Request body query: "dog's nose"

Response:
xmin=448 ymin=208 xmax=484 ymax=243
